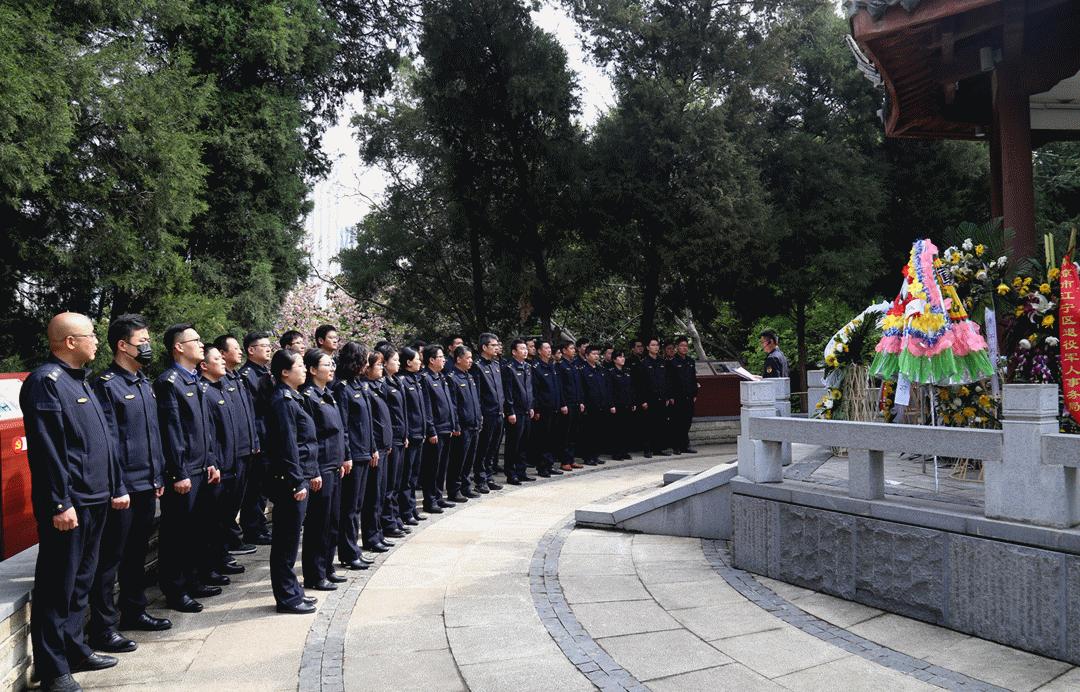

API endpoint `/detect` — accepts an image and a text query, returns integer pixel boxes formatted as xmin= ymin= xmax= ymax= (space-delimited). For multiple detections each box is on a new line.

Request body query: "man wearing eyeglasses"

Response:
xmin=153 ymin=324 xmax=221 ymax=614
xmin=20 ymin=312 xmax=128 ymax=692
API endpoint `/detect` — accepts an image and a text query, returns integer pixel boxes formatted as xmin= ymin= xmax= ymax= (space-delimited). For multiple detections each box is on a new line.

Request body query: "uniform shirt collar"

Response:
xmin=172 ymin=363 xmax=199 ymax=383
xmin=47 ymin=355 xmax=89 ymax=381
xmin=108 ymin=362 xmax=144 ymax=383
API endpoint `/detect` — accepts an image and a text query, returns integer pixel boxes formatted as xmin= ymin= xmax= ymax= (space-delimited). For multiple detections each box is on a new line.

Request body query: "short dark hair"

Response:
xmin=213 ymin=334 xmax=239 ymax=352
xmin=575 ymin=337 xmax=589 ymax=349
xmin=163 ymin=323 xmax=194 ymax=360
xmin=376 ymin=342 xmax=398 ymax=362
xmin=612 ymin=349 xmax=626 ymax=359
xmin=201 ymin=344 xmax=221 ymax=363
xmin=632 ymin=339 xmax=644 ymax=348
xmin=243 ymin=331 xmax=271 ymax=351
xmin=108 ymin=314 xmax=148 ymax=353
xmin=585 ymin=344 xmax=601 ymax=355
xmin=452 ymin=345 xmax=471 ymax=362
xmin=422 ymin=344 xmax=444 ymax=367
xmin=760 ymin=329 xmax=778 ymax=344
xmin=270 ymin=349 xmax=300 ymax=382
xmin=303 ymin=347 xmax=330 ymax=373
xmin=315 ymin=324 xmax=338 ymax=346
xmin=509 ymin=338 xmax=526 ymax=350
xmin=399 ymin=346 xmax=420 ymax=367
xmin=410 ymin=339 xmax=427 ymax=350
xmin=646 ymin=336 xmax=660 ymax=346
xmin=336 ymin=341 xmax=368 ymax=380
xmin=280 ymin=330 xmax=303 ymax=349
xmin=675 ymin=335 xmax=689 ymax=345
xmin=536 ymin=339 xmax=551 ymax=352
xmin=558 ymin=340 xmax=574 ymax=352
xmin=479 ymin=333 xmax=498 ymax=348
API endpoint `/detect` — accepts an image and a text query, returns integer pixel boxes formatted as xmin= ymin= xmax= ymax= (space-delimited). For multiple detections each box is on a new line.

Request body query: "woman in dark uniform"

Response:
xmin=333 ymin=342 xmax=375 ymax=571
xmin=363 ymin=352 xmax=394 ymax=553
xmin=399 ymin=346 xmax=429 ymax=525
xmin=266 ymin=349 xmax=319 ymax=614
xmin=300 ymin=349 xmax=349 ymax=591
xmin=420 ymin=345 xmax=459 ymax=513
xmin=608 ymin=350 xmax=636 ymax=460
xmin=377 ymin=346 xmax=409 ymax=538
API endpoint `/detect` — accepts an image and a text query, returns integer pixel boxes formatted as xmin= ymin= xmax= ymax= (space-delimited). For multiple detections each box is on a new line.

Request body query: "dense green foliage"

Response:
xmin=0 ymin=0 xmax=410 ymax=369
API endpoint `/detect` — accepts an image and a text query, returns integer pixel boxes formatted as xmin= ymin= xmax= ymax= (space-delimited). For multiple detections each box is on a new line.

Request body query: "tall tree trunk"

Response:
xmin=467 ymin=220 xmax=487 ymax=333
xmin=794 ymin=298 xmax=808 ymax=396
xmin=639 ymin=245 xmax=661 ymax=339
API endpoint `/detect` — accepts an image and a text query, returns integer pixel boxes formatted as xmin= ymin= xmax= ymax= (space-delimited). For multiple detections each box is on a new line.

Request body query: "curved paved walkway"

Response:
xmin=69 ymin=444 xmax=1080 ymax=691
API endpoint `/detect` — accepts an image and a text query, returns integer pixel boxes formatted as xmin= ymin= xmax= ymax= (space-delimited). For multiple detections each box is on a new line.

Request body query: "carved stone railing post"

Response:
xmin=738 ymin=380 xmax=782 ymax=482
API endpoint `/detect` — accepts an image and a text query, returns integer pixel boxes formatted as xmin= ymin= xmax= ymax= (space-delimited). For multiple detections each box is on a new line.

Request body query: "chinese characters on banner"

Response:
xmin=1061 ymin=256 xmax=1080 ymax=425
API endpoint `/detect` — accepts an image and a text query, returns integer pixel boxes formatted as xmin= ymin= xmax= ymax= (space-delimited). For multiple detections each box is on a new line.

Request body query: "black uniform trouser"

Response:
xmin=474 ymin=415 xmax=503 ymax=486
xmin=362 ymin=448 xmax=389 ymax=548
xmin=448 ymin=428 xmax=479 ymax=496
xmin=269 ymin=484 xmax=308 ymax=608
xmin=554 ymin=407 xmax=578 ymax=466
xmin=200 ymin=477 xmax=226 ymax=578
xmin=89 ymin=488 xmax=157 ymax=638
xmin=641 ymin=400 xmax=670 ymax=453
xmin=240 ymin=453 xmax=270 ymax=539
xmin=672 ymin=397 xmax=694 ymax=451
xmin=222 ymin=455 xmax=250 ymax=548
xmin=581 ymin=409 xmax=613 ymax=462
xmin=610 ymin=408 xmax=633 ymax=457
xmin=530 ymin=408 xmax=558 ymax=472
xmin=338 ymin=460 xmax=369 ymax=564
xmin=399 ymin=438 xmax=423 ymax=520
xmin=302 ymin=469 xmax=340 ymax=584
xmin=31 ymin=503 xmax=107 ymax=681
xmin=382 ymin=441 xmax=405 ymax=530
xmin=158 ymin=471 xmax=207 ymax=600
xmin=421 ymin=433 xmax=449 ymax=508
xmin=503 ymin=415 xmax=529 ymax=480
xmin=493 ymin=421 xmax=506 ymax=472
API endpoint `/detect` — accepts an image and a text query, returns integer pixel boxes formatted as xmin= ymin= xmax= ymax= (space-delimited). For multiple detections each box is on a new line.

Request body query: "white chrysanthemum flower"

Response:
xmin=1019 ymin=339 xmax=1032 ymax=350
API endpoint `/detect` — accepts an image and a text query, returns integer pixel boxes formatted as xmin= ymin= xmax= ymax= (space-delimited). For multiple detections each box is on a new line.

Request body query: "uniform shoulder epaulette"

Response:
xmin=99 ymin=371 xmax=115 ymax=382
xmin=46 ymin=367 xmax=61 ymax=381
xmin=167 ymin=371 xmax=177 ymax=383
xmin=199 ymin=381 xmax=208 ymax=392
xmin=304 ymin=389 xmax=316 ymax=398
xmin=239 ymin=367 xmax=249 ymax=376
xmin=283 ymin=391 xmax=293 ymax=400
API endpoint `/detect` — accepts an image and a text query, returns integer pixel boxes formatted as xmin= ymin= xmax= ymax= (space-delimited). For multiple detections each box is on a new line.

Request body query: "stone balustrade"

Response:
xmin=739 ymin=380 xmax=1080 ymax=529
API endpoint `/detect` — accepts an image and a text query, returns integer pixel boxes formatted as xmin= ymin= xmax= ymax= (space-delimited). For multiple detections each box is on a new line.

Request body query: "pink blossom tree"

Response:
xmin=274 ymin=281 xmax=405 ymax=346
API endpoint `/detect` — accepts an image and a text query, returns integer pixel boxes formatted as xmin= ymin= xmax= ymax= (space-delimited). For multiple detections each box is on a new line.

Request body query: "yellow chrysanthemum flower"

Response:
xmin=962 ymin=406 xmax=976 ymax=419
xmin=996 ymin=283 xmax=1010 ymax=295
xmin=1039 ymin=283 xmax=1051 ymax=295
xmin=1014 ymin=306 xmax=1025 ymax=317
xmin=958 ymin=386 xmax=970 ymax=397
xmin=1049 ymin=267 xmax=1061 ymax=280
xmin=975 ymin=244 xmax=985 ymax=256
xmin=1012 ymin=277 xmax=1023 ymax=288
xmin=1042 ymin=314 xmax=1055 ymax=328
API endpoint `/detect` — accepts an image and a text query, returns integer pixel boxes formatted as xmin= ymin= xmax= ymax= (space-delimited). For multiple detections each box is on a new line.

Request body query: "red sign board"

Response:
xmin=1061 ymin=258 xmax=1080 ymax=426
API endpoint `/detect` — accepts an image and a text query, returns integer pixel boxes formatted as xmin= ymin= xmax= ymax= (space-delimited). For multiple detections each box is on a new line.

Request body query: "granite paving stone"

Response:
xmin=597 ymin=629 xmax=734 ymax=681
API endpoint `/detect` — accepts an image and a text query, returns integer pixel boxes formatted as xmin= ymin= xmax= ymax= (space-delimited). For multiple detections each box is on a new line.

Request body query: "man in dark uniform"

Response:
xmin=239 ymin=332 xmax=274 ymax=544
xmin=89 ymin=315 xmax=171 ymax=657
xmin=668 ymin=336 xmax=700 ymax=455
xmin=154 ymin=324 xmax=222 ymax=613
xmin=471 ymin=333 xmax=508 ymax=493
xmin=501 ymin=338 xmax=534 ymax=484
xmin=628 ymin=339 xmax=645 ymax=366
xmin=213 ymin=335 xmax=259 ymax=557
xmin=280 ymin=330 xmax=306 ymax=354
xmin=530 ymin=340 xmax=564 ymax=478
xmin=555 ymin=341 xmax=584 ymax=472
xmin=760 ymin=329 xmax=790 ymax=379
xmin=21 ymin=312 xmax=126 ymax=692
xmin=632 ymin=337 xmax=672 ymax=458
xmin=579 ymin=345 xmax=614 ymax=466
xmin=315 ymin=324 xmax=339 ymax=359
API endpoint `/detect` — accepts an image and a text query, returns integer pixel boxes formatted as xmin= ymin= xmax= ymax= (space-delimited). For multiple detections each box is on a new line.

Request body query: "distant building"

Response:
xmin=305 ymin=168 xmax=355 ymax=278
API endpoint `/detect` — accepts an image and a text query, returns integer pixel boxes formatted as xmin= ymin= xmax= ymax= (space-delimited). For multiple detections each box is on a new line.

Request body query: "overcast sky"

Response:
xmin=303 ymin=1 xmax=614 ymax=266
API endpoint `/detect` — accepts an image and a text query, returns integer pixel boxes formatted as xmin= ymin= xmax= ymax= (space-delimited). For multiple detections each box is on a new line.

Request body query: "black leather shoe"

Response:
xmin=190 ymin=584 xmax=223 ymax=598
xmin=596 ymin=458 xmax=606 ymax=464
xmin=656 ymin=450 xmax=671 ymax=456
xmin=340 ymin=559 xmax=369 ymax=571
xmin=425 ymin=505 xmax=444 ymax=514
xmin=684 ymin=447 xmax=698 ymax=454
xmin=506 ymin=478 xmax=522 ymax=485
xmin=437 ymin=499 xmax=456 ymax=508
xmin=415 ymin=513 xmax=429 ymax=521
xmin=472 ymin=486 xmax=488 ymax=494
xmin=71 ymin=653 xmax=118 ymax=672
xmin=358 ymin=552 xmax=375 ymax=564
xmin=537 ymin=470 xmax=551 ymax=478
xmin=89 ymin=631 xmax=137 ymax=653
xmin=228 ymin=543 xmax=257 ymax=555
xmin=487 ymin=482 xmax=503 ymax=490
xmin=201 ymin=571 xmax=231 ymax=586
xmin=463 ymin=489 xmax=481 ymax=498
xmin=218 ymin=561 xmax=245 ymax=575
xmin=672 ymin=449 xmax=683 ymax=455
xmin=246 ymin=533 xmax=272 ymax=545
xmin=327 ymin=573 xmax=348 ymax=583
xmin=644 ymin=452 xmax=653 ymax=458
xmin=449 ymin=493 xmax=469 ymax=503
xmin=42 ymin=674 xmax=80 ymax=692
xmin=522 ymin=475 xmax=537 ymax=482
xmin=367 ymin=543 xmax=390 ymax=553
xmin=403 ymin=517 xmax=419 ymax=526
xmin=381 ymin=538 xmax=396 ymax=547
xmin=399 ymin=525 xmax=412 ymax=533
xmin=304 ymin=579 xmax=338 ymax=591
xmin=119 ymin=612 xmax=171 ymax=632
xmin=166 ymin=595 xmax=203 ymax=613
xmin=384 ymin=528 xmax=406 ymax=538
xmin=302 ymin=595 xmax=318 ymax=605
xmin=584 ymin=460 xmax=598 ymax=466
xmin=277 ymin=601 xmax=316 ymax=615
xmin=549 ymin=468 xmax=564 ymax=475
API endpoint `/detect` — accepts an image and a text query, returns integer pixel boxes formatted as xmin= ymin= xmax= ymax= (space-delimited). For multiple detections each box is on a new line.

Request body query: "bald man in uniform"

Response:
xmin=21 ymin=313 xmax=128 ymax=692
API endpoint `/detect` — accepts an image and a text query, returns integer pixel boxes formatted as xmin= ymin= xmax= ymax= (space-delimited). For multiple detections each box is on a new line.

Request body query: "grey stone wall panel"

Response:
xmin=854 ymin=519 xmax=946 ymax=623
